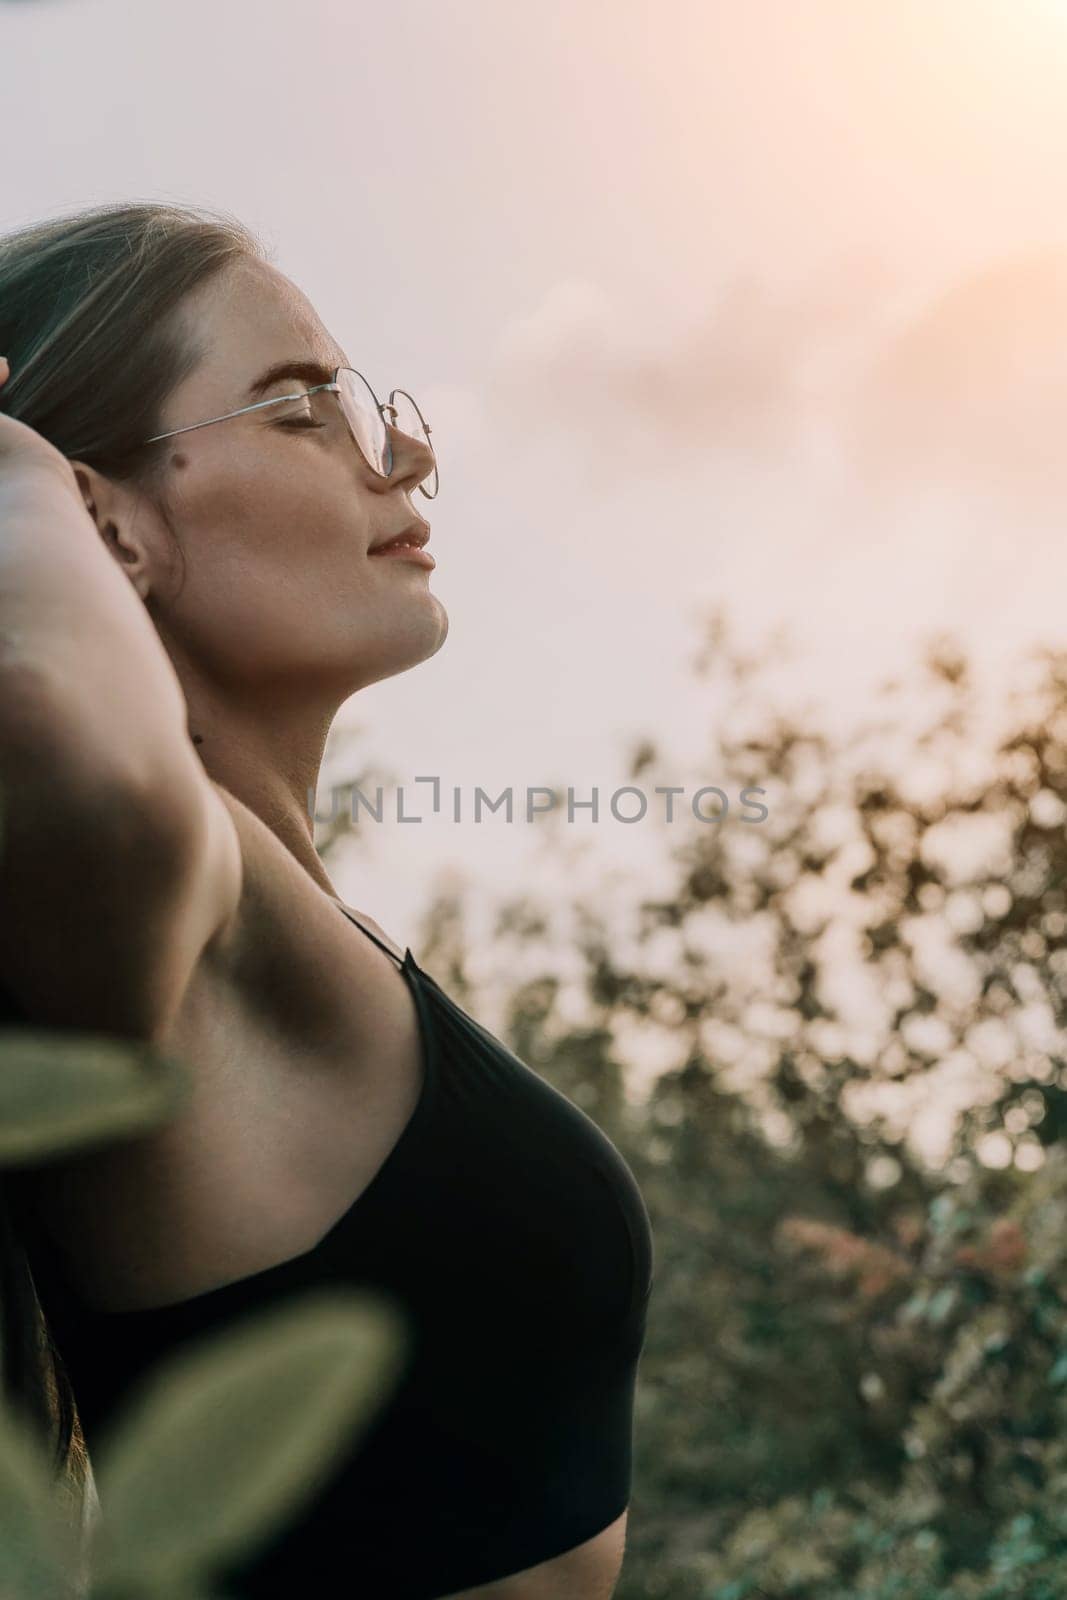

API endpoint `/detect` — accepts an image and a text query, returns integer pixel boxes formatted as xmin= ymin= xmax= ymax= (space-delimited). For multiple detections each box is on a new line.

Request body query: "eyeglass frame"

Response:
xmin=142 ymin=366 xmax=438 ymax=499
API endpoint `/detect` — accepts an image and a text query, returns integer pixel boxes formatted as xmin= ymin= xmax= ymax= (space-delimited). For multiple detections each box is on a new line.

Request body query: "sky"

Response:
xmin=7 ymin=0 xmax=1067 ymax=1153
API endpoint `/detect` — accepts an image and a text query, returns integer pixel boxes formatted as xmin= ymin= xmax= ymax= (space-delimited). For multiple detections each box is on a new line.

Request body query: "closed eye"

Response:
xmin=277 ymin=416 xmax=326 ymax=431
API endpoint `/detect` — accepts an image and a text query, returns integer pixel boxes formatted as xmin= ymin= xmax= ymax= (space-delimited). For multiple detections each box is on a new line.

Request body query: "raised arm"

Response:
xmin=0 ymin=358 xmax=241 ymax=1039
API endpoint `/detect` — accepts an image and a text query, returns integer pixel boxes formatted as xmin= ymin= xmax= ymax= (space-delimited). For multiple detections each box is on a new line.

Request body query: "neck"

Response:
xmin=179 ymin=675 xmax=344 ymax=896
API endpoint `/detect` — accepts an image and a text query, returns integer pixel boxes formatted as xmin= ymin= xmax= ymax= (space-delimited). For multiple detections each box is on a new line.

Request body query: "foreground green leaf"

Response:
xmin=90 ymin=1289 xmax=408 ymax=1590
xmin=0 ymin=1032 xmax=191 ymax=1163
xmin=0 ymin=1398 xmax=80 ymax=1598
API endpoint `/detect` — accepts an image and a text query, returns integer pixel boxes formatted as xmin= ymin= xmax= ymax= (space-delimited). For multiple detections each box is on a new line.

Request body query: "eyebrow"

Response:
xmin=244 ymin=359 xmax=340 ymax=400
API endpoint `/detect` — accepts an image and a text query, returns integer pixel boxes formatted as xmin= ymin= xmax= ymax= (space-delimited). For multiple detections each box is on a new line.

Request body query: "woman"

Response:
xmin=0 ymin=201 xmax=654 ymax=1599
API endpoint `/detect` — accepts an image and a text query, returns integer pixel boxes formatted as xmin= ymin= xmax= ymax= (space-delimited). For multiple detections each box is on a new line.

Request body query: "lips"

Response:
xmin=369 ymin=518 xmax=431 ymax=554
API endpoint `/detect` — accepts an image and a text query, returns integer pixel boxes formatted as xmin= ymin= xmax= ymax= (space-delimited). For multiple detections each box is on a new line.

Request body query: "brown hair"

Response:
xmin=0 ymin=199 xmax=266 ymax=1507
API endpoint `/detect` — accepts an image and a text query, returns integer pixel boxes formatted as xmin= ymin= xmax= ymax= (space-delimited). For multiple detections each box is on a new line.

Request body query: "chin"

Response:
xmin=401 ymin=589 xmax=449 ymax=659
xmin=355 ymin=597 xmax=449 ymax=687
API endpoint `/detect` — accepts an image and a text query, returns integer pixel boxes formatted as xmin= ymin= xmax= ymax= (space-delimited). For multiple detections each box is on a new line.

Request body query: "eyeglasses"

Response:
xmin=143 ymin=366 xmax=438 ymax=499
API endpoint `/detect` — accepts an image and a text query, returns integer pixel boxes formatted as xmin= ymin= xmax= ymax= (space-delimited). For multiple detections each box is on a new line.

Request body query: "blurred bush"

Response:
xmin=418 ymin=614 xmax=1067 ymax=1598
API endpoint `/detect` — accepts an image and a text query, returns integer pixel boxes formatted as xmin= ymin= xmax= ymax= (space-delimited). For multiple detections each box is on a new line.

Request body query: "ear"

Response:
xmin=69 ymin=460 xmax=155 ymax=601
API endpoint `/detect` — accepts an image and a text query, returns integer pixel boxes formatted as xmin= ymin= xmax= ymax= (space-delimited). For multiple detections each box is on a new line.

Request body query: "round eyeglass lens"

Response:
xmin=337 ymin=368 xmax=391 ymax=477
xmin=389 ymin=388 xmax=439 ymax=499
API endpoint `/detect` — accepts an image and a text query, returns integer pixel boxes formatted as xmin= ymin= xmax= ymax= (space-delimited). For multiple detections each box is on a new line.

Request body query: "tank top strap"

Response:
xmin=334 ymin=902 xmax=408 ymax=968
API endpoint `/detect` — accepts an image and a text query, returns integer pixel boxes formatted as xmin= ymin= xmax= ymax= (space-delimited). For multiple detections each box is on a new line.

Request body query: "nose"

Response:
xmin=385 ymin=420 xmax=436 ymax=497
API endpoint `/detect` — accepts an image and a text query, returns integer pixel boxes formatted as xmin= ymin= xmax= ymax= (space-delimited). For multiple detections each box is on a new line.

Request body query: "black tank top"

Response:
xmin=8 ymin=905 xmax=655 ymax=1598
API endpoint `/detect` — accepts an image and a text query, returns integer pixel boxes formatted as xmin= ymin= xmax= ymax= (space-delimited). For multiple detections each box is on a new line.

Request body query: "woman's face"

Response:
xmin=142 ymin=256 xmax=447 ymax=702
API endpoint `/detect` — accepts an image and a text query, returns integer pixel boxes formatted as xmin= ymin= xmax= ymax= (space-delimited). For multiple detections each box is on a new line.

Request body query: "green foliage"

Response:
xmin=0 ymin=1278 xmax=406 ymax=1600
xmin=0 ymin=1028 xmax=408 ymax=1598
xmin=89 ymin=1290 xmax=407 ymax=1595
xmin=427 ymin=618 xmax=1067 ymax=1597
xmin=0 ymin=1400 xmax=81 ymax=1598
xmin=0 ymin=1032 xmax=191 ymax=1163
